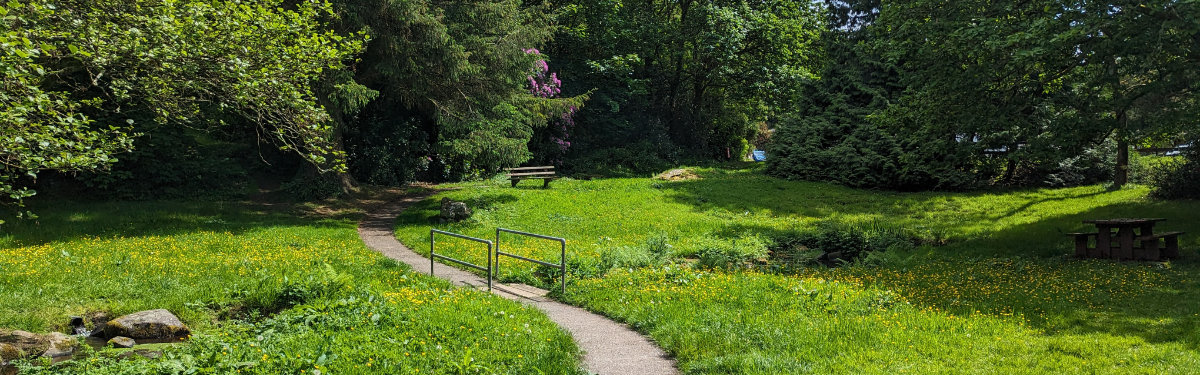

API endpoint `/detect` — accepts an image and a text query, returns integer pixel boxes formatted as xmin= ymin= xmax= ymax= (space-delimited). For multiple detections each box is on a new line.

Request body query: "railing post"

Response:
xmin=560 ymin=239 xmax=567 ymax=295
xmin=494 ymin=228 xmax=501 ymax=279
xmin=430 ymin=230 xmax=435 ymax=276
xmin=487 ymin=241 xmax=493 ymax=291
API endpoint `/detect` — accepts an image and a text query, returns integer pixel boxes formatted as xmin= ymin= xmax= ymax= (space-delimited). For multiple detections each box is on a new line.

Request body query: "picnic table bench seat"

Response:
xmin=505 ymin=166 xmax=557 ymax=188
xmin=1137 ymin=231 xmax=1185 ymax=259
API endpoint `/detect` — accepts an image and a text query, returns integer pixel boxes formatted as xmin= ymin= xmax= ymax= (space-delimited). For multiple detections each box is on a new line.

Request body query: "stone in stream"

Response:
xmin=0 ymin=330 xmax=48 ymax=359
xmin=105 ymin=310 xmax=190 ymax=340
xmin=41 ymin=332 xmax=77 ymax=359
xmin=0 ymin=343 xmax=23 ymax=362
xmin=107 ymin=336 xmax=136 ymax=349
xmin=118 ymin=349 xmax=163 ymax=360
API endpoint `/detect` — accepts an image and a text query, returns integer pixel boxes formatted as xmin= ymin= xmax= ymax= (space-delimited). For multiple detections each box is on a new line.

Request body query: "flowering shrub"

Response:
xmin=525 ymin=48 xmax=576 ymax=162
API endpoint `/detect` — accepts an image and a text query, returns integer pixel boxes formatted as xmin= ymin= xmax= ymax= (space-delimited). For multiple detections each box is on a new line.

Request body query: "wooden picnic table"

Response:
xmin=1069 ymin=218 xmax=1183 ymax=260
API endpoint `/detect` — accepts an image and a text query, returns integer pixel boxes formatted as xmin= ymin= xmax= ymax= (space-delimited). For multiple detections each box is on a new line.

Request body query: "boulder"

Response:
xmin=88 ymin=311 xmax=113 ymax=338
xmin=0 ymin=343 xmax=22 ymax=362
xmin=439 ymin=198 xmax=472 ymax=222
xmin=105 ymin=310 xmax=190 ymax=340
xmin=41 ymin=332 xmax=77 ymax=359
xmin=108 ymin=336 xmax=136 ymax=349
xmin=0 ymin=330 xmax=48 ymax=359
xmin=656 ymin=168 xmax=699 ymax=181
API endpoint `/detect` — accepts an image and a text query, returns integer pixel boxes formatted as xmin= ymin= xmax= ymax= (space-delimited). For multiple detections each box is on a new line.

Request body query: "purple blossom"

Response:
xmin=524 ymin=47 xmax=577 ymax=156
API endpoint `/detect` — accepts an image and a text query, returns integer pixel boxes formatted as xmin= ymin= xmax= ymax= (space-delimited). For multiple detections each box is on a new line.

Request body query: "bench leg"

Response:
xmin=1074 ymin=236 xmax=1089 ymax=257
xmin=1141 ymin=237 xmax=1160 ymax=261
xmin=1117 ymin=226 xmax=1135 ymax=260
xmin=1096 ymin=225 xmax=1112 ymax=258
xmin=1164 ymin=235 xmax=1180 ymax=259
xmin=543 ymin=179 xmax=550 ymax=189
xmin=511 ymin=179 xmax=519 ymax=187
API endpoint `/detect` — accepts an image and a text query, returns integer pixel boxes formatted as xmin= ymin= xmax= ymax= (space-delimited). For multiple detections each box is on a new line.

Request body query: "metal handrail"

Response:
xmin=430 ymin=229 xmax=492 ymax=291
xmin=495 ymin=228 xmax=567 ymax=294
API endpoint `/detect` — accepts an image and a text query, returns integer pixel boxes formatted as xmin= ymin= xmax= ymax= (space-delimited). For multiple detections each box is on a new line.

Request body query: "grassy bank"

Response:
xmin=394 ymin=165 xmax=1200 ymax=373
xmin=1 ymin=197 xmax=582 ymax=374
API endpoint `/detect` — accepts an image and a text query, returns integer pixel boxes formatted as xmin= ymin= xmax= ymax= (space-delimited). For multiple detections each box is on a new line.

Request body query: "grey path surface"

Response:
xmin=358 ymin=193 xmax=679 ymax=375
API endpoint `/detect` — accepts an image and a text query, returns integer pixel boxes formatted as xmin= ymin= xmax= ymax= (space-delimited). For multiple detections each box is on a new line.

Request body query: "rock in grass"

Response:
xmin=108 ymin=336 xmax=136 ymax=349
xmin=41 ymin=332 xmax=77 ymax=359
xmin=106 ymin=310 xmax=190 ymax=340
xmin=0 ymin=330 xmax=48 ymax=359
xmin=656 ymin=168 xmax=699 ymax=181
xmin=439 ymin=198 xmax=472 ymax=222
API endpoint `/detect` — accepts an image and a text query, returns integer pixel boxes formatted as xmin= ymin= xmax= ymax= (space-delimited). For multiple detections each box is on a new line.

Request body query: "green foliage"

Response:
xmin=0 ymin=1 xmax=134 ymax=220
xmin=599 ymin=233 xmax=675 ymax=270
xmin=767 ymin=115 xmax=905 ymax=189
xmin=552 ymin=0 xmax=824 ymax=167
xmin=3 ymin=0 xmax=367 ymax=214
xmin=874 ymin=0 xmax=1200 ymax=188
xmin=328 ymin=0 xmax=584 ymax=183
xmin=75 ymin=126 xmax=249 ymax=200
xmin=280 ymin=172 xmax=344 ymax=202
xmin=1149 ymin=149 xmax=1200 ymax=200
xmin=694 ymin=235 xmax=769 ymax=271
xmin=51 ymin=0 xmax=366 ymax=171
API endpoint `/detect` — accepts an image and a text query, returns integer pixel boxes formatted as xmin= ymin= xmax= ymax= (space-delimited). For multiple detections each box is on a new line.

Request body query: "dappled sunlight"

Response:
xmin=393 ymin=166 xmax=1200 ymax=372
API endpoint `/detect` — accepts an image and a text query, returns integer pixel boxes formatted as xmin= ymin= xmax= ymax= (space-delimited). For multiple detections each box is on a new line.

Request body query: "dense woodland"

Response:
xmin=3 ymin=0 xmax=1199 ymax=212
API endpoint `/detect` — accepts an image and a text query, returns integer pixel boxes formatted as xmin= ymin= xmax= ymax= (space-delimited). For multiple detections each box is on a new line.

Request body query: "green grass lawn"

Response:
xmin=0 ymin=197 xmax=582 ymax=374
xmin=395 ymin=164 xmax=1200 ymax=373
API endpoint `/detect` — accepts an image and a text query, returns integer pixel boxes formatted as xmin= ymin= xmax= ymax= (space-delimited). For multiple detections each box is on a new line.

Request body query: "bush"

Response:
xmin=280 ymin=171 xmax=343 ymax=201
xmin=1149 ymin=148 xmax=1200 ymax=200
xmin=1040 ymin=138 xmax=1117 ymax=187
xmin=242 ymin=264 xmax=352 ymax=314
xmin=598 ymin=233 xmax=674 ymax=270
xmin=76 ymin=126 xmax=249 ymax=200
xmin=766 ymin=115 xmax=904 ymax=189
xmin=695 ymin=235 xmax=769 ymax=271
xmin=768 ymin=222 xmax=917 ymax=268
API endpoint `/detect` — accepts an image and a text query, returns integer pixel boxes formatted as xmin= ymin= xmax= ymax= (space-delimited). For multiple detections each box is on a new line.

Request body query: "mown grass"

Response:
xmin=0 ymin=198 xmax=582 ymax=374
xmin=395 ymin=164 xmax=1200 ymax=373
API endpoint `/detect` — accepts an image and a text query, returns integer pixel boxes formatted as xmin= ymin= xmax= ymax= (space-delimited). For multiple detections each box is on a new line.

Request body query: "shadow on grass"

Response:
xmin=715 ymin=194 xmax=1200 ymax=350
xmin=0 ymin=199 xmax=348 ymax=247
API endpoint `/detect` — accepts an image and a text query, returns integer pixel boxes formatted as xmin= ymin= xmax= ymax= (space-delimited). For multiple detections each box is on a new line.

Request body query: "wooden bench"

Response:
xmin=1137 ymin=231 xmax=1185 ymax=260
xmin=1066 ymin=232 xmax=1099 ymax=257
xmin=505 ymin=166 xmax=557 ymax=188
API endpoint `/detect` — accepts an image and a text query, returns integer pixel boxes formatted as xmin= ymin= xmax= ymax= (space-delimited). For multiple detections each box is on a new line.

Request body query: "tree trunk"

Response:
xmin=1114 ymin=137 xmax=1129 ymax=189
xmin=332 ymin=124 xmax=360 ymax=195
xmin=1113 ymin=109 xmax=1129 ymax=189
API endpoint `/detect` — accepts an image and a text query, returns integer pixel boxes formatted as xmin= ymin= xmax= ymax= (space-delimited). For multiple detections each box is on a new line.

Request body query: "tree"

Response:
xmin=325 ymin=0 xmax=584 ymax=185
xmin=2 ymin=0 xmax=365 ymax=211
xmin=549 ymin=0 xmax=823 ymax=169
xmin=1 ymin=2 xmax=133 ymax=222
xmin=876 ymin=0 xmax=1200 ymax=188
xmin=768 ymin=0 xmax=918 ymax=189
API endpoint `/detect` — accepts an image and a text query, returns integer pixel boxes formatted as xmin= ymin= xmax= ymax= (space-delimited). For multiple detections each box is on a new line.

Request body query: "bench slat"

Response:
xmin=505 ymin=166 xmax=555 ymax=171
xmin=509 ymin=176 xmax=557 ymax=180
xmin=1137 ymin=231 xmax=1185 ymax=241
xmin=508 ymin=172 xmax=556 ymax=177
xmin=1065 ymin=232 xmax=1098 ymax=236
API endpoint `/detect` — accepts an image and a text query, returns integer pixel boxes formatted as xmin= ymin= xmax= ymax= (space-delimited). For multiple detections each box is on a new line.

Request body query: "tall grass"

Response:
xmin=1 ymin=199 xmax=583 ymax=374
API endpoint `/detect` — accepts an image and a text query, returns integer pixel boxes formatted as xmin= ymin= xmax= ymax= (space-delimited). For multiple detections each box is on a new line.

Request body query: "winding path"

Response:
xmin=358 ymin=193 xmax=678 ymax=375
